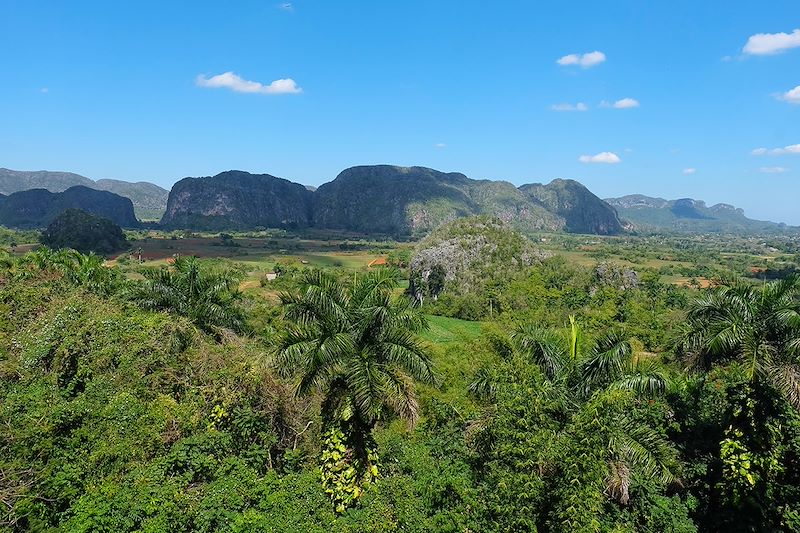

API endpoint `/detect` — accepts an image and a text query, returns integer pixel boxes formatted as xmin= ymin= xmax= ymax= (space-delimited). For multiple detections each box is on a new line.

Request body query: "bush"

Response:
xmin=40 ymin=208 xmax=127 ymax=255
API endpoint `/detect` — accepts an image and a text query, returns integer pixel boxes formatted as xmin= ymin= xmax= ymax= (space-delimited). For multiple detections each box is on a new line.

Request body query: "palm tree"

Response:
xmin=274 ymin=268 xmax=435 ymax=510
xmin=680 ymin=275 xmax=800 ymax=409
xmin=8 ymin=247 xmax=122 ymax=295
xmin=512 ymin=315 xmax=669 ymax=398
xmin=128 ymin=255 xmax=247 ymax=336
xmin=475 ymin=316 xmax=677 ymax=506
xmin=57 ymin=250 xmax=123 ymax=295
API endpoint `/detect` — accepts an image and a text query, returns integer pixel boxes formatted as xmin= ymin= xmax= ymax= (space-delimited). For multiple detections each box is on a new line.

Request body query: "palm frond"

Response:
xmin=580 ymin=330 xmax=631 ymax=391
xmin=766 ymin=363 xmax=800 ymax=411
xmin=608 ymin=369 xmax=669 ymax=397
xmin=611 ymin=413 xmax=679 ymax=486
xmin=512 ymin=325 xmax=567 ymax=381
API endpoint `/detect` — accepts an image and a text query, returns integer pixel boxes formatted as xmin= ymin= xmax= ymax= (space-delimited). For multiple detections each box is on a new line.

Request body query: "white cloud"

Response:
xmin=752 ymin=144 xmax=800 ymax=156
xmin=778 ymin=85 xmax=800 ymax=104
xmin=551 ymin=102 xmax=588 ymax=112
xmin=612 ymin=97 xmax=639 ymax=109
xmin=434 ymin=142 xmax=446 ymax=148
xmin=278 ymin=2 xmax=293 ymax=10
xmin=683 ymin=168 xmax=696 ymax=175
xmin=743 ymin=28 xmax=800 ymax=55
xmin=557 ymin=51 xmax=606 ymax=68
xmin=579 ymin=151 xmax=621 ymax=164
xmin=760 ymin=166 xmax=789 ymax=173
xmin=601 ymin=97 xmax=640 ymax=109
xmin=39 ymin=87 xmax=49 ymax=94
xmin=196 ymin=72 xmax=302 ymax=94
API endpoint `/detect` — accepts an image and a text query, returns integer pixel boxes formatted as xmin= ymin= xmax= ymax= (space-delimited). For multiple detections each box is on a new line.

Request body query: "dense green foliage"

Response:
xmin=409 ymin=217 xmax=546 ymax=311
xmin=128 ymin=255 xmax=248 ymax=336
xmin=0 ymin=226 xmax=37 ymax=248
xmin=276 ymin=269 xmax=435 ymax=511
xmin=1 ymin=228 xmax=800 ymax=531
xmin=40 ymin=208 xmax=128 ymax=255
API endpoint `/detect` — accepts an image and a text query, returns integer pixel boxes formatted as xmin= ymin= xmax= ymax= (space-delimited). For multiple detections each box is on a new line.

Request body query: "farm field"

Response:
xmin=99 ymin=230 xmax=800 ymax=289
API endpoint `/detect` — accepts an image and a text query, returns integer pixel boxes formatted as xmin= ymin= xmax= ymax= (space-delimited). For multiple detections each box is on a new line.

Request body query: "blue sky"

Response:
xmin=1 ymin=1 xmax=799 ymax=223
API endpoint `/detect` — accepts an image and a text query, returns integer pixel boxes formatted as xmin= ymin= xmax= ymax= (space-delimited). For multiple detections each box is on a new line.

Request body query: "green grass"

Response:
xmin=421 ymin=314 xmax=483 ymax=344
xmin=418 ymin=315 xmax=489 ymax=411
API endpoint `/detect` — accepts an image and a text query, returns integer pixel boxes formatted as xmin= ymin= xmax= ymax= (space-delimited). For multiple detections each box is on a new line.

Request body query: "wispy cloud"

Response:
xmin=760 ymin=166 xmax=789 ymax=173
xmin=743 ymin=28 xmax=800 ymax=55
xmin=557 ymin=51 xmax=606 ymax=68
xmin=196 ymin=72 xmax=302 ymax=94
xmin=752 ymin=144 xmax=800 ymax=156
xmin=39 ymin=87 xmax=49 ymax=94
xmin=434 ymin=142 xmax=446 ymax=148
xmin=579 ymin=151 xmax=621 ymax=164
xmin=551 ymin=102 xmax=588 ymax=112
xmin=278 ymin=2 xmax=293 ymax=10
xmin=600 ymin=97 xmax=640 ymax=109
xmin=683 ymin=168 xmax=696 ymax=175
xmin=778 ymin=85 xmax=800 ymax=104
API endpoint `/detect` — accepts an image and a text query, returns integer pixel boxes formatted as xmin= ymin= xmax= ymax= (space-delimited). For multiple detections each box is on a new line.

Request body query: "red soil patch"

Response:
xmin=674 ymin=277 xmax=714 ymax=289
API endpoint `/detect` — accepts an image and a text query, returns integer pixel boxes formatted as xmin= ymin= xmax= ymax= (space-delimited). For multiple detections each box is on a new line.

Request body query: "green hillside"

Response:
xmin=0 ymin=168 xmax=168 ymax=221
xmin=606 ymin=194 xmax=795 ymax=233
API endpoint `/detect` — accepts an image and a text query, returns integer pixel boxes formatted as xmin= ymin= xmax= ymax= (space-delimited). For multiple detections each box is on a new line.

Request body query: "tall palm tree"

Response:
xmin=512 ymin=315 xmax=669 ymax=398
xmin=680 ymin=275 xmax=800 ymax=409
xmin=274 ymin=268 xmax=435 ymax=510
xmin=129 ymin=255 xmax=247 ymax=336
xmin=477 ymin=317 xmax=676 ymax=506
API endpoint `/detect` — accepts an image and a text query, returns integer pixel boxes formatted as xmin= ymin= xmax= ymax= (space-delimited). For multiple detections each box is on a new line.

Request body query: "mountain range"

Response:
xmin=0 ymin=165 xmax=795 ymax=235
xmin=0 ymin=168 xmax=168 ymax=220
xmin=605 ymin=195 xmax=791 ymax=233
xmin=161 ymin=166 xmax=625 ymax=236
xmin=0 ymin=186 xmax=139 ymax=229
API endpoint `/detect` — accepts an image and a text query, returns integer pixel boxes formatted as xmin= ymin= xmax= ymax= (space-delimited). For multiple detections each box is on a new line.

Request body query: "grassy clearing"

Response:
xmin=418 ymin=315 xmax=489 ymax=410
xmin=421 ymin=314 xmax=483 ymax=345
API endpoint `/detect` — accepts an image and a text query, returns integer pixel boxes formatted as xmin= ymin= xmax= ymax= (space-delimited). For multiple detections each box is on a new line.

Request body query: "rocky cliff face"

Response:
xmin=519 ymin=178 xmax=627 ymax=235
xmin=157 ymin=166 xmax=644 ymax=236
xmin=0 ymin=186 xmax=139 ymax=229
xmin=409 ymin=216 xmax=550 ymax=301
xmin=160 ymin=170 xmax=314 ymax=230
xmin=313 ymin=165 xmax=562 ymax=235
xmin=313 ymin=166 xmax=474 ymax=235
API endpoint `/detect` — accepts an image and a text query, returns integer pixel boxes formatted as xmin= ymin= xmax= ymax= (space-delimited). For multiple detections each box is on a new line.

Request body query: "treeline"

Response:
xmin=1 ymin=247 xmax=800 ymax=531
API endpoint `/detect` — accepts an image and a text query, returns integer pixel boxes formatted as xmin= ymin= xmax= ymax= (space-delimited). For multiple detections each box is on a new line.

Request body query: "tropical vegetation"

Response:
xmin=1 ymin=227 xmax=800 ymax=532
